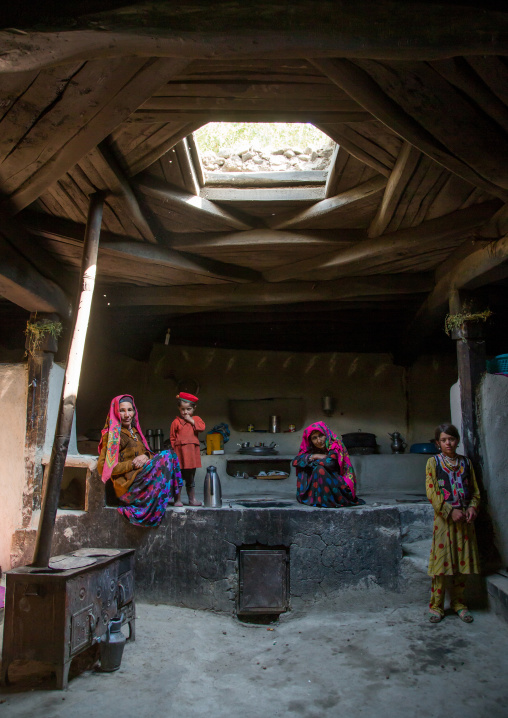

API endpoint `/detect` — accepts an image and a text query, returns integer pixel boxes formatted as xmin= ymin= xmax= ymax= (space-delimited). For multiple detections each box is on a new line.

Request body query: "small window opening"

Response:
xmin=194 ymin=122 xmax=335 ymax=178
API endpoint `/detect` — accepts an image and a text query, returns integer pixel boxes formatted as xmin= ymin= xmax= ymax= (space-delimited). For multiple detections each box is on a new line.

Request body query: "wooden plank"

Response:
xmin=262 ymin=200 xmax=500 ymax=282
xmin=368 ymin=142 xmax=421 ymax=237
xmin=169 ymin=229 xmax=363 ymax=253
xmin=127 ymin=109 xmax=370 ymax=124
xmin=3 ymin=4 xmax=508 ymax=72
xmin=186 ymin=133 xmax=205 ymax=187
xmin=327 ymin=149 xmax=379 ymax=197
xmin=108 ymin=273 xmax=433 ymax=308
xmin=0 ymin=64 xmax=82 ymax=165
xmin=136 ymin=174 xmax=253 ymax=231
xmin=174 ymin=138 xmax=200 ymax=196
xmin=125 ymin=121 xmax=204 ymax=176
xmin=0 ymin=232 xmax=71 ymax=316
xmin=268 ymin=175 xmax=387 ymax=230
xmin=200 ymin=187 xmax=325 ymax=203
xmin=97 ymin=140 xmax=157 ymax=242
xmin=317 ymin=122 xmax=394 ymax=178
xmin=138 ymin=95 xmax=367 ymax=113
xmin=204 ymin=171 xmax=328 ymax=188
xmin=153 ymin=80 xmax=356 ymax=101
xmin=311 ymin=58 xmax=508 ymax=200
xmin=2 ymin=58 xmax=191 ymax=212
xmin=356 ymin=59 xmax=508 ymax=191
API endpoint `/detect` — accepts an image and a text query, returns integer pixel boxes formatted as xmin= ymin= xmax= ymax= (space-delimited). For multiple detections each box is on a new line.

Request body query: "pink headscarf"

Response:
xmin=298 ymin=421 xmax=356 ymax=496
xmin=98 ymin=395 xmax=150 ymax=483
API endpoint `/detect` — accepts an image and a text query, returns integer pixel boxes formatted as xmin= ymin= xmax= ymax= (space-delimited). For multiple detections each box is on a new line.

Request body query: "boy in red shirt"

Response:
xmin=170 ymin=392 xmax=205 ymax=506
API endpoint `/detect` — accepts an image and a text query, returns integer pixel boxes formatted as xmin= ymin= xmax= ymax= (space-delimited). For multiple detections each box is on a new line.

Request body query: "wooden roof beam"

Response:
xmin=2 ymin=4 xmax=508 ymax=71
xmin=97 ymin=140 xmax=158 ymax=243
xmin=317 ymin=123 xmax=395 ymax=178
xmin=263 ymin=201 xmax=500 ymax=282
xmin=2 ymin=58 xmax=191 ymax=213
xmin=268 ymin=175 xmax=387 ymax=231
xmin=0 ymin=232 xmax=71 ymax=317
xmin=107 ymin=274 xmax=433 ymax=309
xmin=397 ymin=233 xmax=508 ymax=364
xmin=136 ymin=174 xmax=253 ymax=231
xmin=310 ymin=58 xmax=508 ymax=200
xmin=368 ymin=142 xmax=421 ymax=238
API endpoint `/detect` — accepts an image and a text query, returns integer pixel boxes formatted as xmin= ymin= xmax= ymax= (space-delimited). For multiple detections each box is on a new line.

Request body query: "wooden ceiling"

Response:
xmin=1 ymin=1 xmax=508 ymax=361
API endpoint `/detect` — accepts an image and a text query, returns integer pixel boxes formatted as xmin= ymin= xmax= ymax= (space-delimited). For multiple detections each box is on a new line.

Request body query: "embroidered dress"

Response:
xmin=98 ymin=395 xmax=183 ymax=527
xmin=118 ymin=450 xmax=182 ymax=527
xmin=293 ymin=421 xmax=364 ymax=508
xmin=426 ymin=454 xmax=481 ymax=577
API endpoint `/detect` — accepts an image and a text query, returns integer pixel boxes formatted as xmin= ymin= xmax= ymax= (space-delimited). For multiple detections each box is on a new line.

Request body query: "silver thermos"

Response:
xmin=203 ymin=466 xmax=222 ymax=508
xmin=269 ymin=415 xmax=280 ymax=433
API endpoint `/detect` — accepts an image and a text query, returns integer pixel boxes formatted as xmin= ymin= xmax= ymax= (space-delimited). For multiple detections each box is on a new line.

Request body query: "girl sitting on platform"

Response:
xmin=426 ymin=423 xmax=481 ymax=623
xmin=170 ymin=392 xmax=205 ymax=506
xmin=294 ymin=421 xmax=364 ymax=508
xmin=98 ymin=395 xmax=182 ymax=526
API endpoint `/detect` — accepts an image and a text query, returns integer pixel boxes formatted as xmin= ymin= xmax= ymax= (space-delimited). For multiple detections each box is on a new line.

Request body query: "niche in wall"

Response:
xmin=228 ymin=398 xmax=305 ymax=432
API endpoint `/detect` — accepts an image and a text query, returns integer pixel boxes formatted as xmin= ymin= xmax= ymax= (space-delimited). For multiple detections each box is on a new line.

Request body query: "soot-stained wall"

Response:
xmin=76 ymin=344 xmax=456 ymax=456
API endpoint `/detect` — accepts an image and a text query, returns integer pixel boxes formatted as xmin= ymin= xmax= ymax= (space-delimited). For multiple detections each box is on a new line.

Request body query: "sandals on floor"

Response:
xmin=457 ymin=609 xmax=474 ymax=623
xmin=428 ymin=611 xmax=443 ymax=623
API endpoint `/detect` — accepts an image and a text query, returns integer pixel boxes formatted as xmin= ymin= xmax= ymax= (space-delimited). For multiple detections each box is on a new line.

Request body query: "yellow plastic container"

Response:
xmin=206 ymin=433 xmax=223 ymax=455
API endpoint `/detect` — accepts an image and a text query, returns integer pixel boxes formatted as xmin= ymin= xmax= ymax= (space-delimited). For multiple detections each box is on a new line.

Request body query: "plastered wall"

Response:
xmin=76 ymin=344 xmax=456 ymax=457
xmin=0 ymin=364 xmax=27 ymax=571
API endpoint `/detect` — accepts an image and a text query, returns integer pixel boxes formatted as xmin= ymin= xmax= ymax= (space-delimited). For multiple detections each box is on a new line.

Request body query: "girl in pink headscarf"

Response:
xmin=293 ymin=422 xmax=364 ymax=508
xmin=98 ymin=395 xmax=182 ymax=526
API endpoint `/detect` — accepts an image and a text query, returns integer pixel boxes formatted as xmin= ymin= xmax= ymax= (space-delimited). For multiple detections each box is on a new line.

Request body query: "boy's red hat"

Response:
xmin=177 ymin=392 xmax=199 ymax=403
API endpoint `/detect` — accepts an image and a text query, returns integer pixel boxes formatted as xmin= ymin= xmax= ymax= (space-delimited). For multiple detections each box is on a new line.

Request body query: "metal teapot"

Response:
xmin=99 ymin=614 xmax=126 ymax=672
xmin=388 ymin=431 xmax=407 ymax=454
xmin=203 ymin=465 xmax=222 ymax=508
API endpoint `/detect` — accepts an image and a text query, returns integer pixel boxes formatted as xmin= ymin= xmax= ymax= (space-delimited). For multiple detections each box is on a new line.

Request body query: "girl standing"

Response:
xmin=170 ymin=392 xmax=205 ymax=506
xmin=426 ymin=423 xmax=481 ymax=623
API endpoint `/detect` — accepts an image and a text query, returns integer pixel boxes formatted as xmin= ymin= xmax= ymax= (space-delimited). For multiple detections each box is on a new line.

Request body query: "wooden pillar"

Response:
xmin=22 ymin=313 xmax=60 ymax=525
xmin=32 ymin=193 xmax=104 ymax=568
xmin=449 ymin=290 xmax=486 ymax=468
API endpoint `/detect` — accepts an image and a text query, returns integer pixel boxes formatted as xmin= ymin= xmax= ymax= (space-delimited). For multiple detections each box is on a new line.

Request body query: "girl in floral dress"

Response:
xmin=426 ymin=423 xmax=480 ymax=623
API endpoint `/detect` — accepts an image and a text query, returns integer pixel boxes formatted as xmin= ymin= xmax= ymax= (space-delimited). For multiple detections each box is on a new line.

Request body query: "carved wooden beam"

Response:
xmin=0 ymin=233 xmax=71 ymax=316
xmin=368 ymin=142 xmax=421 ymax=238
xmin=2 ymin=3 xmax=508 ymax=71
xmin=263 ymin=201 xmax=500 ymax=282
xmin=170 ymin=228 xmax=364 ymax=252
xmin=136 ymin=174 xmax=253 ymax=231
xmin=107 ymin=274 xmax=432 ymax=308
xmin=268 ymin=175 xmax=387 ymax=230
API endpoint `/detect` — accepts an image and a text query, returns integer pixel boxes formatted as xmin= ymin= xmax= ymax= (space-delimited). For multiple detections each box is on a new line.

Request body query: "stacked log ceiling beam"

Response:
xmin=123 ymin=121 xmax=205 ymax=176
xmin=0 ymin=232 xmax=71 ymax=317
xmin=32 ymin=193 xmax=104 ymax=568
xmin=2 ymin=3 xmax=508 ymax=71
xmin=398 ymin=233 xmax=508 ymax=365
xmin=269 ymin=175 xmax=387 ymax=230
xmin=108 ymin=274 xmax=433 ymax=308
xmin=20 ymin=211 xmax=262 ymax=284
xmin=186 ymin=133 xmax=205 ymax=188
xmin=368 ymin=142 xmax=422 ymax=238
xmin=263 ymin=201 xmax=500 ymax=282
xmin=97 ymin=140 xmax=157 ymax=243
xmin=136 ymin=174 xmax=253 ymax=231
xmin=317 ymin=123 xmax=397 ymax=178
xmin=2 ymin=58 xmax=191 ymax=213
xmin=310 ymin=59 xmax=508 ymax=201
xmin=129 ymin=110 xmax=371 ymax=124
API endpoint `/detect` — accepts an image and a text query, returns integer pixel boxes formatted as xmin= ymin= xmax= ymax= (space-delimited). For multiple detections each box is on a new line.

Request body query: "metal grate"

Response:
xmin=238 ymin=548 xmax=289 ymax=614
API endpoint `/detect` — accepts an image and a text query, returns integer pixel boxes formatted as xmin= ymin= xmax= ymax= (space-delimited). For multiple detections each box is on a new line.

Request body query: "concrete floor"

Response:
xmin=1 ymin=597 xmax=508 ymax=718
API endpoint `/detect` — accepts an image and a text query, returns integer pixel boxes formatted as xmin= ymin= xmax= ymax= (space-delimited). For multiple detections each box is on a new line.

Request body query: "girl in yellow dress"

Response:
xmin=426 ymin=423 xmax=480 ymax=623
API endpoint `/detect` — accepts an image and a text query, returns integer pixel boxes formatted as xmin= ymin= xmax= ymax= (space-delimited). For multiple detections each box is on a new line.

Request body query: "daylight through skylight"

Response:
xmin=194 ymin=122 xmax=335 ymax=174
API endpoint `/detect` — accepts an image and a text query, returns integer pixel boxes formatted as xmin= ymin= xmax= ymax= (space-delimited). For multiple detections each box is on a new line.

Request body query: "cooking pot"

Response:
xmin=341 ymin=431 xmax=377 ymax=449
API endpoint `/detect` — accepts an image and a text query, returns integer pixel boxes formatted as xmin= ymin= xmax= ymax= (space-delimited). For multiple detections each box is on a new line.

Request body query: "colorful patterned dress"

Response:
xmin=426 ymin=454 xmax=481 ymax=577
xmin=293 ymin=421 xmax=364 ymax=508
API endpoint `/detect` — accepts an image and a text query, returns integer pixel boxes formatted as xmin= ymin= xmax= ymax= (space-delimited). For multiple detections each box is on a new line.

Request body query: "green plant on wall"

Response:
xmin=444 ymin=307 xmax=493 ymax=337
xmin=25 ymin=315 xmax=63 ymax=356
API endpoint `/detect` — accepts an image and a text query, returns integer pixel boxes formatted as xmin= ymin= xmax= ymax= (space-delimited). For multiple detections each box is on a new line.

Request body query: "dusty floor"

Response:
xmin=1 ymin=598 xmax=508 ymax=718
